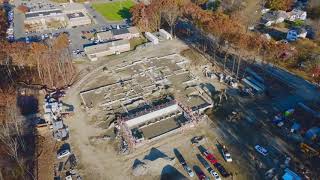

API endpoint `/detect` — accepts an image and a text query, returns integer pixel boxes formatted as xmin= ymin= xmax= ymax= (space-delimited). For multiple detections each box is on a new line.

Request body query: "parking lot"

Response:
xmin=12 ymin=0 xmax=130 ymax=57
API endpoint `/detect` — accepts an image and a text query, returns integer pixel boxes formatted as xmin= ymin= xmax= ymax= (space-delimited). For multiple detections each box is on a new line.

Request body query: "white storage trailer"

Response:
xmin=145 ymin=32 xmax=159 ymax=44
xmin=159 ymin=29 xmax=172 ymax=40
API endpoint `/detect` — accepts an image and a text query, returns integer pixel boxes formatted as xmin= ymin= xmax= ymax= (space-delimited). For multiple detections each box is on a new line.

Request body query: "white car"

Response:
xmin=222 ymin=146 xmax=232 ymax=162
xmin=57 ymin=149 xmax=71 ymax=159
xmin=25 ymin=37 xmax=30 ymax=43
xmin=183 ymin=165 xmax=194 ymax=177
xmin=210 ymin=170 xmax=221 ymax=180
xmin=255 ymin=145 xmax=268 ymax=156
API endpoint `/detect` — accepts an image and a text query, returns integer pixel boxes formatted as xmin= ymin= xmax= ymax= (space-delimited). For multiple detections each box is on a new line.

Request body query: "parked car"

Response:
xmin=255 ymin=145 xmax=268 ymax=156
xmin=174 ymin=148 xmax=194 ymax=177
xmin=203 ymin=151 xmax=218 ymax=165
xmin=211 ymin=171 xmax=221 ymax=180
xmin=214 ymin=163 xmax=229 ymax=177
xmin=57 ymin=149 xmax=71 ymax=159
xmin=25 ymin=37 xmax=30 ymax=43
xmin=191 ymin=136 xmax=204 ymax=144
xmin=198 ymin=145 xmax=218 ymax=165
xmin=195 ymin=168 xmax=209 ymax=180
xmin=120 ymin=24 xmax=129 ymax=29
xmin=221 ymin=145 xmax=232 ymax=162
xmin=183 ymin=164 xmax=195 ymax=177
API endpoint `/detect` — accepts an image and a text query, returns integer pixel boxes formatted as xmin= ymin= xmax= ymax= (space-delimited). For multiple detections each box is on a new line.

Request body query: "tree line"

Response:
xmin=130 ymin=0 xmax=320 ymax=83
xmin=0 ymin=5 xmax=76 ymax=178
xmin=131 ymin=0 xmax=293 ymax=64
xmin=0 ymin=34 xmax=76 ymax=90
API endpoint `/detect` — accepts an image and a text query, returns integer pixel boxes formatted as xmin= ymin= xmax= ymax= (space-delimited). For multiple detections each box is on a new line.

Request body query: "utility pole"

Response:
xmin=236 ymin=53 xmax=242 ymax=79
xmin=223 ymin=41 xmax=229 ymax=73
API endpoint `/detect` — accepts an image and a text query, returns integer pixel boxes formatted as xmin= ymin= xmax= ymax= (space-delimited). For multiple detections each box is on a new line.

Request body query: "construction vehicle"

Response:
xmin=300 ymin=143 xmax=320 ymax=157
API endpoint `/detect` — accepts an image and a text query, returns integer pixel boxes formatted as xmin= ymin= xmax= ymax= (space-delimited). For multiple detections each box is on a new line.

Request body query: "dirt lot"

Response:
xmin=35 ymin=127 xmax=57 ymax=180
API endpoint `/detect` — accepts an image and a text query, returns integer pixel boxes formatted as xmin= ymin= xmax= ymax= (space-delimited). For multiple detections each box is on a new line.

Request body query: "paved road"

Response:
xmin=83 ymin=3 xmax=109 ymax=25
xmin=13 ymin=9 xmax=25 ymax=39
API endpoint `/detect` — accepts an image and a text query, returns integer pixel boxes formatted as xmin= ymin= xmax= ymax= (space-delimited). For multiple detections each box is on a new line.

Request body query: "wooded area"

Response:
xmin=131 ymin=0 xmax=292 ymax=58
xmin=130 ymin=0 xmax=320 ymax=83
xmin=265 ymin=0 xmax=293 ymax=11
xmin=0 ymin=5 xmax=76 ymax=178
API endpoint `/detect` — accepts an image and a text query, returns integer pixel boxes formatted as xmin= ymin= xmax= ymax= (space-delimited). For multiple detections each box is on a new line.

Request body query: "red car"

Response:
xmin=194 ymin=167 xmax=209 ymax=180
xmin=203 ymin=151 xmax=218 ymax=165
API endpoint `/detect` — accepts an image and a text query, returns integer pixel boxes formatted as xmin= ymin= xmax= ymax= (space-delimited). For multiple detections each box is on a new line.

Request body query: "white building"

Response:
xmin=145 ymin=32 xmax=159 ymax=44
xmin=24 ymin=9 xmax=65 ymax=24
xmin=24 ymin=3 xmax=91 ymax=30
xmin=66 ymin=12 xmax=91 ymax=28
xmin=261 ymin=10 xmax=288 ymax=26
xmin=84 ymin=39 xmax=131 ymax=61
xmin=159 ymin=29 xmax=172 ymax=40
xmin=97 ymin=27 xmax=140 ymax=41
xmin=124 ymin=103 xmax=181 ymax=128
xmin=287 ymin=9 xmax=307 ymax=21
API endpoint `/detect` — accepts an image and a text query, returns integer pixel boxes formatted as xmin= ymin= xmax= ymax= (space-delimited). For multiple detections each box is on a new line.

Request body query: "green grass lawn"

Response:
xmin=92 ymin=0 xmax=135 ymax=21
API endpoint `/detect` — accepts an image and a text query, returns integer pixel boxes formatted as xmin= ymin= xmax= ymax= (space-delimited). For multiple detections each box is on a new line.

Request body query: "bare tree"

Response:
xmin=161 ymin=0 xmax=181 ymax=36
xmin=0 ymin=100 xmax=32 ymax=179
xmin=0 ymin=122 xmax=20 ymax=162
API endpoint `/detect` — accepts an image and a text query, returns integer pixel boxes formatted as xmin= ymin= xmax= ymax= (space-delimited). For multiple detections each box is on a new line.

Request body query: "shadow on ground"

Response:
xmin=160 ymin=165 xmax=187 ymax=180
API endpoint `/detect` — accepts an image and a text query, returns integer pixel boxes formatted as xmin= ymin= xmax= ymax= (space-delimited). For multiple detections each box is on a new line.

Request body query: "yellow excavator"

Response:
xmin=300 ymin=143 xmax=320 ymax=157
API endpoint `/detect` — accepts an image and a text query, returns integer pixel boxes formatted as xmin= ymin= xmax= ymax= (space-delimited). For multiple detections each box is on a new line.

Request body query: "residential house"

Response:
xmin=287 ymin=9 xmax=307 ymax=21
xmin=286 ymin=28 xmax=307 ymax=41
xmin=261 ymin=10 xmax=288 ymax=26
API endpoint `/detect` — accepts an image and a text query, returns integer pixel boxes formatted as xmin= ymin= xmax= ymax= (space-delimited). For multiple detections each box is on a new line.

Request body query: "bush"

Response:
xmin=292 ymin=19 xmax=305 ymax=27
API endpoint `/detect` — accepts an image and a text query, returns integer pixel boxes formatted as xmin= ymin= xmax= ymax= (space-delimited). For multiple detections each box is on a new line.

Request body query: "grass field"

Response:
xmin=92 ymin=0 xmax=135 ymax=21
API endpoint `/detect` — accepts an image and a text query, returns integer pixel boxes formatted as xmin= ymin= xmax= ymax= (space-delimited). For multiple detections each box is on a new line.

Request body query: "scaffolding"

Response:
xmin=117 ymin=99 xmax=207 ymax=149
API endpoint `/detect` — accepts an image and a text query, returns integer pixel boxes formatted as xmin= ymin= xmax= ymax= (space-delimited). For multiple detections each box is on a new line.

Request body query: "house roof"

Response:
xmin=66 ymin=12 xmax=85 ymax=19
xmin=262 ymin=10 xmax=288 ymax=22
xmin=84 ymin=39 xmax=130 ymax=54
xmin=289 ymin=9 xmax=306 ymax=16
xmin=97 ymin=27 xmax=139 ymax=40
xmin=25 ymin=9 xmax=63 ymax=18
xmin=97 ymin=31 xmax=113 ymax=40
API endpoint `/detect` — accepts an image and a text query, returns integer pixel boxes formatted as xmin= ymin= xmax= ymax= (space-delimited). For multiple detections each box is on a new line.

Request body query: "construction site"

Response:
xmin=58 ymin=39 xmax=320 ymax=180
xmin=79 ymin=53 xmax=213 ymax=149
